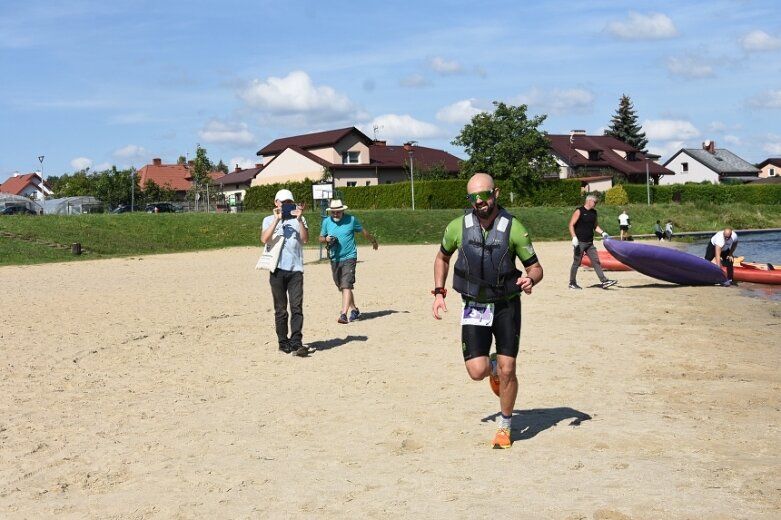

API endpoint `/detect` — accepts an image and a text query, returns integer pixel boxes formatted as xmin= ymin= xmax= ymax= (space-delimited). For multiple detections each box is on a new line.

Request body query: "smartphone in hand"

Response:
xmin=281 ymin=203 xmax=296 ymax=219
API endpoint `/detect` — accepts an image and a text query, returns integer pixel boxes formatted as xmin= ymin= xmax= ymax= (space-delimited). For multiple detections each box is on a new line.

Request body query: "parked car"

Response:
xmin=145 ymin=202 xmax=176 ymax=213
xmin=1 ymin=206 xmax=37 ymax=215
xmin=111 ymin=204 xmax=141 ymax=213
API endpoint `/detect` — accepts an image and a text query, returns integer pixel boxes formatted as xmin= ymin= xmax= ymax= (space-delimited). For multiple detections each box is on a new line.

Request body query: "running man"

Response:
xmin=432 ymin=173 xmax=543 ymax=449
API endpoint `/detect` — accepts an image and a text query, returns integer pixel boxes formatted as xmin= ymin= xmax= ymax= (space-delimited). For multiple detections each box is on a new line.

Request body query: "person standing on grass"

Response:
xmin=617 ymin=209 xmax=631 ymax=240
xmin=319 ymin=199 xmax=378 ymax=324
xmin=260 ymin=189 xmax=309 ymax=356
xmin=568 ymin=194 xmax=617 ymax=290
xmin=432 ymin=172 xmax=543 ymax=450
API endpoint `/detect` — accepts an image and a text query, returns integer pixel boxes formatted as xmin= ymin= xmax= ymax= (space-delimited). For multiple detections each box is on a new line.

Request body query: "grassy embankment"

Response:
xmin=1 ymin=202 xmax=780 ymax=266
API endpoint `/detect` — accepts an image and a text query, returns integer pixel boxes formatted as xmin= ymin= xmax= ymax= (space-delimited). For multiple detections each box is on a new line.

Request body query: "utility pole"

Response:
xmin=404 ymin=141 xmax=417 ymax=210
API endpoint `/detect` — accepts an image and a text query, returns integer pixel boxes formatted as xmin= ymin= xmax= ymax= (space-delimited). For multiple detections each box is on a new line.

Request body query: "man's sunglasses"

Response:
xmin=466 ymin=189 xmax=495 ymax=203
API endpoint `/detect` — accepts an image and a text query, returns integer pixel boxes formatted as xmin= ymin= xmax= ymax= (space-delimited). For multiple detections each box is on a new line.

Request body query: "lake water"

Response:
xmin=685 ymin=230 xmax=781 ymax=301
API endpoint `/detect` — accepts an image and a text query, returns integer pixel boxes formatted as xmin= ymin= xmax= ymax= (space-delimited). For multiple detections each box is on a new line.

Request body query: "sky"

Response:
xmin=2 ymin=0 xmax=780 ymax=183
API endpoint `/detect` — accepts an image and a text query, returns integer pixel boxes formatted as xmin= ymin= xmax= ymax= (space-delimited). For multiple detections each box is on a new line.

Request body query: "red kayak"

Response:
xmin=580 ymin=249 xmax=632 ymax=271
xmin=725 ymin=262 xmax=781 ymax=285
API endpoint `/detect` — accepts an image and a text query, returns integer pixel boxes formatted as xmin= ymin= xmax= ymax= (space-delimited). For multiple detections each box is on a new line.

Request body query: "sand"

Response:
xmin=1 ymin=241 xmax=779 ymax=519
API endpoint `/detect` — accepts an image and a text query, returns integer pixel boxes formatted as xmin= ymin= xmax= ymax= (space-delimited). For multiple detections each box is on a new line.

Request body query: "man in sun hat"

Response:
xmin=261 ymin=189 xmax=309 ymax=356
xmin=319 ymin=199 xmax=378 ymax=324
xmin=432 ymin=173 xmax=543 ymax=450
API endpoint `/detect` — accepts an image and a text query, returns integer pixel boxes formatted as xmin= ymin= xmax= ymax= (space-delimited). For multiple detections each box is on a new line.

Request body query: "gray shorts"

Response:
xmin=331 ymin=258 xmax=356 ymax=290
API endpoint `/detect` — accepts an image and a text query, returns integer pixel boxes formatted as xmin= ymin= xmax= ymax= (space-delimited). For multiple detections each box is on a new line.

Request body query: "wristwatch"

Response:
xmin=432 ymin=287 xmax=447 ymax=298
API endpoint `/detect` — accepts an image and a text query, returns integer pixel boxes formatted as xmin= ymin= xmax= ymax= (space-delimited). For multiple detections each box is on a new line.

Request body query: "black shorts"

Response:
xmin=461 ymin=297 xmax=521 ymax=361
xmin=620 ymin=225 xmax=629 ymax=231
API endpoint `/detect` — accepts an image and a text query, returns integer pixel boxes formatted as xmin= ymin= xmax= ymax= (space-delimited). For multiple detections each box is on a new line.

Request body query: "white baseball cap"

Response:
xmin=274 ymin=189 xmax=295 ymax=202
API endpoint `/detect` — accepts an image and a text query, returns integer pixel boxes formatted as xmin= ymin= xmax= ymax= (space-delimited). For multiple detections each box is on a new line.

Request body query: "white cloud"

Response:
xmin=70 ymin=157 xmax=93 ymax=171
xmin=399 ymin=74 xmax=430 ymax=88
xmin=436 ymin=99 xmax=486 ymax=124
xmin=228 ymin=156 xmax=259 ymax=170
xmin=361 ymin=114 xmax=441 ymax=142
xmin=738 ymin=30 xmax=781 ymax=51
xmin=238 ymin=70 xmax=357 ymax=121
xmin=427 ymin=56 xmax=463 ymax=75
xmin=198 ymin=120 xmax=255 ymax=145
xmin=515 ymin=87 xmax=594 ymax=115
xmin=606 ymin=12 xmax=677 ymax=40
xmin=666 ymin=54 xmax=714 ymax=78
xmin=746 ymin=89 xmax=781 ymax=109
xmin=643 ymin=119 xmax=700 ymax=140
xmin=114 ymin=144 xmax=150 ymax=164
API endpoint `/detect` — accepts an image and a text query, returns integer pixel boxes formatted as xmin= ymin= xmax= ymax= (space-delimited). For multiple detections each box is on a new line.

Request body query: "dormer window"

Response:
xmin=342 ymin=151 xmax=359 ymax=164
xmin=588 ymin=150 xmax=601 ymax=161
xmin=627 ymin=151 xmax=636 ymax=161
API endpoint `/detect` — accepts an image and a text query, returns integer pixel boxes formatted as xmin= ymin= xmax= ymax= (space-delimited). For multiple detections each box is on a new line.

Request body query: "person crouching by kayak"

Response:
xmin=705 ymin=227 xmax=738 ymax=286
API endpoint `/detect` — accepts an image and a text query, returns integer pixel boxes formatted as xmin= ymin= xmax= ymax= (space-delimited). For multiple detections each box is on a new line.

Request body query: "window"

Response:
xmin=365 ymin=181 xmax=371 ymax=186
xmin=681 ymin=162 xmax=689 ymax=173
xmin=627 ymin=151 xmax=636 ymax=161
xmin=342 ymin=151 xmax=359 ymax=164
xmin=346 ymin=181 xmax=357 ymax=187
xmin=770 ymin=168 xmax=776 ymax=177
xmin=588 ymin=150 xmax=600 ymax=161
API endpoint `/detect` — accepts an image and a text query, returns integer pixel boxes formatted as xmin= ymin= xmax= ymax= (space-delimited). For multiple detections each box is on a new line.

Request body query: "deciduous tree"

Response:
xmin=452 ymin=101 xmax=557 ymax=191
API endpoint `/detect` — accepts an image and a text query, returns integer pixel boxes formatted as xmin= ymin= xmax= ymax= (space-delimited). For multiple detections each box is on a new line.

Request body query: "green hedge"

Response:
xmin=244 ymin=178 xmax=780 ymax=211
xmin=245 ymin=178 xmax=584 ymax=210
xmin=623 ymin=183 xmax=781 ymax=205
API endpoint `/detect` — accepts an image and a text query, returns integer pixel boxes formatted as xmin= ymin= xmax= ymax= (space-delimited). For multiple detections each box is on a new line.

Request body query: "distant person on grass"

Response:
xmin=260 ymin=189 xmax=309 ymax=356
xmin=568 ymin=194 xmax=617 ymax=290
xmin=705 ymin=227 xmax=739 ymax=286
xmin=664 ymin=220 xmax=674 ymax=241
xmin=617 ymin=209 xmax=631 ymax=240
xmin=319 ymin=199 xmax=378 ymax=324
xmin=432 ymin=173 xmax=543 ymax=450
xmin=654 ymin=220 xmax=664 ymax=241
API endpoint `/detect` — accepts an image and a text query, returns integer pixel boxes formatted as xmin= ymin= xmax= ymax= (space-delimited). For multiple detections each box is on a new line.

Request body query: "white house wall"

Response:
xmin=251 ymin=149 xmax=324 ymax=186
xmin=660 ymin=152 xmax=719 ymax=185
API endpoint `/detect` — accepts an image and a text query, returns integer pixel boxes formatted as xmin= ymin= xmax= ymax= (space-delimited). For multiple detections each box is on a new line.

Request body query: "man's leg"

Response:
xmin=268 ymin=271 xmax=290 ymax=345
xmin=287 ymin=271 xmax=304 ymax=346
xmin=722 ymin=252 xmax=734 ymax=281
xmin=569 ymin=244 xmax=582 ymax=285
xmin=584 ymin=244 xmax=607 ymax=282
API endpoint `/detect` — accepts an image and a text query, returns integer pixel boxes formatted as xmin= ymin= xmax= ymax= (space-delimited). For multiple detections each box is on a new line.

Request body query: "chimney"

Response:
xmin=571 ymin=129 xmax=586 ymax=135
xmin=374 ymin=140 xmax=386 ymax=146
xmin=255 ymin=163 xmax=263 ymax=169
xmin=153 ymin=158 xmax=162 ymax=166
xmin=702 ymin=140 xmax=716 ymax=154
xmin=235 ymin=164 xmax=241 ymax=172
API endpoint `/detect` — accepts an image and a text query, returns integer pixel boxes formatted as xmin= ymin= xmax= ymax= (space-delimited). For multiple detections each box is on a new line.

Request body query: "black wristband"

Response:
xmin=432 ymin=287 xmax=447 ymax=298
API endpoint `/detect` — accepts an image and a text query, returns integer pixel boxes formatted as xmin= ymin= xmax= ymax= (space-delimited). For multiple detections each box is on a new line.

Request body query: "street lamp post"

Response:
xmin=645 ymin=159 xmax=650 ymax=205
xmin=131 ymin=170 xmax=135 ymax=211
xmin=37 ymin=155 xmax=45 ymax=203
xmin=404 ymin=141 xmax=417 ymax=210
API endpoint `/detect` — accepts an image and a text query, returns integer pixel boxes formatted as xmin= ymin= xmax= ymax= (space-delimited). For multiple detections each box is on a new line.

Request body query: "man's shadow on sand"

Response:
xmin=481 ymin=407 xmax=592 ymax=442
xmin=305 ymin=310 xmax=406 ymax=352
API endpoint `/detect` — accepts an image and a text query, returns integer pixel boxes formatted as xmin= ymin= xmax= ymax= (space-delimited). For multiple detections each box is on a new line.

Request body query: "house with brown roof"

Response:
xmin=252 ymin=127 xmax=461 ymax=187
xmin=136 ymin=158 xmax=224 ymax=200
xmin=213 ymin=163 xmax=264 ymax=209
xmin=547 ymin=131 xmax=673 ymax=189
xmin=661 ymin=141 xmax=759 ymax=185
xmin=757 ymin=157 xmax=781 ymax=179
xmin=0 ymin=172 xmax=53 ymax=201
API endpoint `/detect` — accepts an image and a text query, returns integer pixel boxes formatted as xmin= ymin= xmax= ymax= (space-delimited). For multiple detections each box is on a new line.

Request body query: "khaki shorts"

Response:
xmin=331 ymin=258 xmax=356 ymax=290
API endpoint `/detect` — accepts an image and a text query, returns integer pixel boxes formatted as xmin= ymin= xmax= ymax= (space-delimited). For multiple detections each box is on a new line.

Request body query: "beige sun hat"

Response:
xmin=327 ymin=199 xmax=348 ymax=212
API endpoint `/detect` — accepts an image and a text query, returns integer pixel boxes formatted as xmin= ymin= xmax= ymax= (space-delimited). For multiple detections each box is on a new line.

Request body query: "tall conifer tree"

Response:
xmin=604 ymin=94 xmax=648 ymax=153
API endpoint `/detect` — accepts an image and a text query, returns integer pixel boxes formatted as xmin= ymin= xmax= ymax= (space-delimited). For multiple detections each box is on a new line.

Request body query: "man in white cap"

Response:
xmin=319 ymin=199 xmax=378 ymax=324
xmin=260 ymin=189 xmax=308 ymax=355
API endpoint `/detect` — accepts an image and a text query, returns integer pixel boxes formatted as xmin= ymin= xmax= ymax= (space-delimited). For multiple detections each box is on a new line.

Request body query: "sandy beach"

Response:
xmin=1 ymin=241 xmax=779 ymax=519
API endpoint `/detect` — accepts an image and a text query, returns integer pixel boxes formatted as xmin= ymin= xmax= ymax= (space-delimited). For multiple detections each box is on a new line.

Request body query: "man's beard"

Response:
xmin=474 ymin=202 xmax=494 ymax=218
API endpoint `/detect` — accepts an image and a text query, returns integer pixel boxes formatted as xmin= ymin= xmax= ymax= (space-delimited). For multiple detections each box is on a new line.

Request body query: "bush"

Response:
xmin=604 ymin=185 xmax=629 ymax=205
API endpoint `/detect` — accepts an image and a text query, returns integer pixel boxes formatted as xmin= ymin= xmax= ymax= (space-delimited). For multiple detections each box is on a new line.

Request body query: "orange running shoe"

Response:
xmin=488 ymin=353 xmax=500 ymax=397
xmin=492 ymin=427 xmax=511 ymax=449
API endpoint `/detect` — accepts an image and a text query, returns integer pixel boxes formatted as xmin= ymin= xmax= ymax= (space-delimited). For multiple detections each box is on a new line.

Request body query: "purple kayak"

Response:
xmin=604 ymin=239 xmax=727 ymax=286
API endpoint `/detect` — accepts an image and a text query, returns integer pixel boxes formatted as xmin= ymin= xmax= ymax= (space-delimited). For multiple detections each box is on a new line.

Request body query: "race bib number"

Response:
xmin=461 ymin=301 xmax=494 ymax=327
